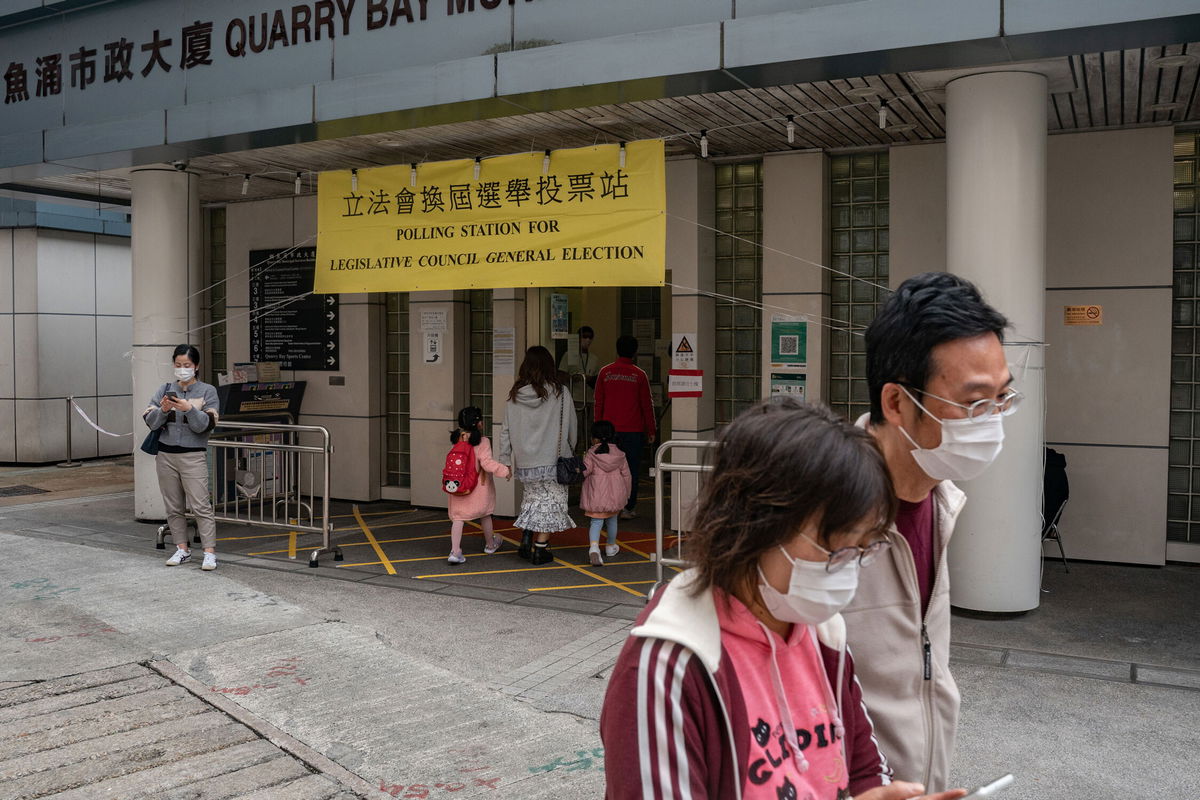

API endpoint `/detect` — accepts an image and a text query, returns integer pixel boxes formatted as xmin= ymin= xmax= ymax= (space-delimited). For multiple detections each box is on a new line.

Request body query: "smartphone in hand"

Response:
xmin=962 ymin=774 xmax=1014 ymax=799
xmin=164 ymin=391 xmax=178 ymax=399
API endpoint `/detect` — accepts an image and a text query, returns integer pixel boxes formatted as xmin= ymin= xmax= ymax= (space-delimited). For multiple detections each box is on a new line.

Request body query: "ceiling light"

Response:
xmin=844 ymin=86 xmax=882 ymax=99
xmin=1150 ymin=101 xmax=1186 ymax=112
xmin=1150 ymin=54 xmax=1199 ymax=69
xmin=886 ymin=123 xmax=918 ymax=133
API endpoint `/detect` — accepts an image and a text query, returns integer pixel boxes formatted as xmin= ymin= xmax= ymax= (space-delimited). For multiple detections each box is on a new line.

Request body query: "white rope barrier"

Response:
xmin=69 ymin=398 xmax=133 ymax=438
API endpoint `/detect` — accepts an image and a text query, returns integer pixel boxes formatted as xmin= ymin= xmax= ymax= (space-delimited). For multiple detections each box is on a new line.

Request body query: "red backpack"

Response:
xmin=442 ymin=439 xmax=479 ymax=495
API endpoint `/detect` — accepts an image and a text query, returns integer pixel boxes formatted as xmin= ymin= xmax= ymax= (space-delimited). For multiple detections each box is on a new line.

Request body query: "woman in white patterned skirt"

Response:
xmin=498 ymin=345 xmax=577 ymax=565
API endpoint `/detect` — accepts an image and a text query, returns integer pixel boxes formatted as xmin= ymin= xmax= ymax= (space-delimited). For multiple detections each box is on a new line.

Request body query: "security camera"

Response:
xmin=172 ymin=160 xmax=188 ymax=171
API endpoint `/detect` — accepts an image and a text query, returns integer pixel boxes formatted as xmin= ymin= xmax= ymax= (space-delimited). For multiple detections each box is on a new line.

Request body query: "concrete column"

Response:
xmin=131 ymin=166 xmax=201 ymax=521
xmin=491 ymin=288 xmax=527 ymax=518
xmin=666 ymin=159 xmax=716 ymax=530
xmin=408 ymin=291 xmax=469 ymax=508
xmin=762 ymin=151 xmax=828 ymax=403
xmin=945 ymin=71 xmax=1047 ymax=613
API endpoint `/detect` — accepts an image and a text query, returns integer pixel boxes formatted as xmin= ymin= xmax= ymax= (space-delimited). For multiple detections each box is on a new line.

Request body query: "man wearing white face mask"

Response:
xmin=842 ymin=272 xmax=1017 ymax=793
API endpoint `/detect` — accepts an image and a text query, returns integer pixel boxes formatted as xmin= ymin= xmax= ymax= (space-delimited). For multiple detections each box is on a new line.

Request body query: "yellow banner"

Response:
xmin=314 ymin=140 xmax=665 ymax=293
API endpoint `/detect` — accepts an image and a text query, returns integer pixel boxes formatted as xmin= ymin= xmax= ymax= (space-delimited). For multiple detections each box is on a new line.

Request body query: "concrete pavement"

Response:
xmin=0 ymin=462 xmax=1198 ymax=798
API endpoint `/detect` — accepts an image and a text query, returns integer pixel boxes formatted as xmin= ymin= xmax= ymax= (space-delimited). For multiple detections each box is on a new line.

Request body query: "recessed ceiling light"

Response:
xmin=586 ymin=115 xmax=621 ymax=125
xmin=886 ymin=123 xmax=918 ymax=133
xmin=214 ymin=162 xmax=237 ymax=168
xmin=1150 ymin=54 xmax=1199 ymax=69
xmin=380 ymin=140 xmax=407 ymax=147
xmin=1150 ymin=101 xmax=1186 ymax=112
xmin=844 ymin=86 xmax=883 ymax=99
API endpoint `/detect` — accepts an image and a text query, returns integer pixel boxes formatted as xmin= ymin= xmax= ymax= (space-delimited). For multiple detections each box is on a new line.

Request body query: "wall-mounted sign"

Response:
xmin=551 ymin=293 xmax=569 ymax=339
xmin=770 ymin=373 xmax=807 ymax=397
xmin=668 ymin=369 xmax=703 ymax=398
xmin=423 ymin=331 xmax=443 ymax=365
xmin=315 ymin=141 xmax=666 ymax=293
xmin=1064 ymin=305 xmax=1103 ymax=326
xmin=770 ymin=314 xmax=807 ymax=369
xmin=671 ymin=333 xmax=697 ymax=370
xmin=249 ymin=247 xmax=339 ymax=371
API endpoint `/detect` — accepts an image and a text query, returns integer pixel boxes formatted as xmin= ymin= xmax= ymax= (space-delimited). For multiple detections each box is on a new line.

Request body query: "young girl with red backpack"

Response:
xmin=444 ymin=406 xmax=511 ymax=564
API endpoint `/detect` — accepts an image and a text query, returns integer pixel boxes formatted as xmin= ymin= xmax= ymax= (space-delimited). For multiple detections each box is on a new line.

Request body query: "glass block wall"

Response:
xmin=385 ymin=293 xmax=411 ymax=488
xmin=205 ymin=207 xmax=227 ymax=379
xmin=620 ymin=286 xmax=662 ymax=383
xmin=469 ymin=289 xmax=494 ymax=422
xmin=714 ymin=160 xmax=763 ymax=426
xmin=1169 ymin=131 xmax=1200 ymax=543
xmin=828 ymin=152 xmax=890 ymax=422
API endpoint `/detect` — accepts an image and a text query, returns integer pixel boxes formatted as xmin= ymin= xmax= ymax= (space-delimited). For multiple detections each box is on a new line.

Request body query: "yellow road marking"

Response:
xmin=333 ymin=517 xmax=454 ymax=533
xmin=249 ymin=527 xmax=519 ymax=557
xmin=339 ymin=552 xmax=489 ymax=568
xmin=617 ymin=538 xmax=684 ymax=574
xmin=288 ymin=530 xmax=297 ymax=559
xmin=416 ymin=559 xmax=651 ymax=579
xmin=353 ymin=504 xmax=396 ymax=576
xmin=528 ymin=580 xmax=657 ymax=591
xmin=329 ymin=508 xmax=418 ymax=520
xmin=545 ymin=552 xmax=644 ymax=598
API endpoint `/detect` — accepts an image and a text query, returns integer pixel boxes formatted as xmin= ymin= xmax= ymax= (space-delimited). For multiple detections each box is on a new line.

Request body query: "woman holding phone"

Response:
xmin=142 ymin=344 xmax=222 ymax=571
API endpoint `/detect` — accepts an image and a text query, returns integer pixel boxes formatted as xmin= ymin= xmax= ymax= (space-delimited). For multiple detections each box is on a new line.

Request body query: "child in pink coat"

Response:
xmin=447 ymin=406 xmax=511 ymax=564
xmin=580 ymin=420 xmax=632 ymax=566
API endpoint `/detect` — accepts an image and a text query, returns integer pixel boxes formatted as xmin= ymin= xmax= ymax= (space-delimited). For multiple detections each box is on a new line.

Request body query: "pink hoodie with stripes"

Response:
xmin=600 ymin=570 xmax=892 ymax=800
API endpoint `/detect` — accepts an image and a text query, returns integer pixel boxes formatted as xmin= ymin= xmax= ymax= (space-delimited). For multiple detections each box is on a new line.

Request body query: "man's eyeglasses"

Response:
xmin=799 ymin=532 xmax=892 ymax=573
xmin=901 ymin=384 xmax=1023 ymax=423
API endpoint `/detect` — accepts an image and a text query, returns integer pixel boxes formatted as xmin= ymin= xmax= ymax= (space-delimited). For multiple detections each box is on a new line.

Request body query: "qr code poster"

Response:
xmin=770 ymin=316 xmax=807 ymax=368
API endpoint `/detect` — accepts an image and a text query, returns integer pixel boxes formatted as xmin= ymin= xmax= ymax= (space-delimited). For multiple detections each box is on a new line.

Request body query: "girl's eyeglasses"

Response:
xmin=799 ymin=532 xmax=892 ymax=573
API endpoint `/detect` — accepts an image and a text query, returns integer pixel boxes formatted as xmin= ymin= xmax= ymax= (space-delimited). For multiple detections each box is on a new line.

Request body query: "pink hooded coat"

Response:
xmin=580 ymin=443 xmax=632 ymax=516
xmin=447 ymin=436 xmax=511 ymax=521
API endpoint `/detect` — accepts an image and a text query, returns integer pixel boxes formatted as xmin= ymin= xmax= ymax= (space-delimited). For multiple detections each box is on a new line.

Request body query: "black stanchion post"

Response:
xmin=57 ymin=395 xmax=82 ymax=468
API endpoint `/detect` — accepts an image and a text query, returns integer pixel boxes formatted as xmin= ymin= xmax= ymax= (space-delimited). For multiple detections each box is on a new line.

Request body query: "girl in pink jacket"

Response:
xmin=580 ymin=420 xmax=632 ymax=566
xmin=447 ymin=406 xmax=511 ymax=564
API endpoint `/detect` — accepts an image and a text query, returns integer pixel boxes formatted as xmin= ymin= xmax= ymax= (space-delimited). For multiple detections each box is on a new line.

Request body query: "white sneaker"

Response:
xmin=588 ymin=547 xmax=603 ymax=567
xmin=605 ymin=544 xmax=621 ymax=558
xmin=447 ymin=551 xmax=466 ymax=564
xmin=201 ymin=553 xmax=217 ymax=571
xmin=165 ymin=548 xmax=191 ymax=566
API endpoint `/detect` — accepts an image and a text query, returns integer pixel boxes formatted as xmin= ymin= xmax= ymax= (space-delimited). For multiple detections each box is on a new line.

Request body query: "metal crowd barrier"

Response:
xmin=154 ymin=420 xmax=340 ymax=567
xmin=649 ymin=439 xmax=718 ymax=598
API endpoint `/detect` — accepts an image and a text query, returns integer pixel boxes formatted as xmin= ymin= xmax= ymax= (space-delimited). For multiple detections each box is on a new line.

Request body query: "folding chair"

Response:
xmin=1042 ymin=447 xmax=1070 ymax=572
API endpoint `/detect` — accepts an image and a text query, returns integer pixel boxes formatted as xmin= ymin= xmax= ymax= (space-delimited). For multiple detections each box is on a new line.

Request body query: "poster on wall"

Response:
xmin=551 ymin=293 xmax=570 ymax=339
xmin=769 ymin=314 xmax=807 ymax=370
xmin=770 ymin=373 xmax=807 ymax=397
xmin=315 ymin=140 xmax=666 ymax=293
xmin=249 ymin=247 xmax=339 ymax=371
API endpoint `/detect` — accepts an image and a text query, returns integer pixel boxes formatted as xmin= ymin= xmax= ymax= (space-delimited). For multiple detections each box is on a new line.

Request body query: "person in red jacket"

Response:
xmin=600 ymin=398 xmax=968 ymax=800
xmin=593 ymin=335 xmax=655 ymax=518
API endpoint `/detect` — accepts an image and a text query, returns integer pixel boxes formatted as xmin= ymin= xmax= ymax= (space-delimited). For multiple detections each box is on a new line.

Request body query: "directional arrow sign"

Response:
xmin=249 ymin=247 xmax=339 ymax=370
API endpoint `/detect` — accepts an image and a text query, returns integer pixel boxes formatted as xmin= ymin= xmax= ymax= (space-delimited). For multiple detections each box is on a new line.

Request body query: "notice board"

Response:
xmin=250 ymin=247 xmax=340 ymax=371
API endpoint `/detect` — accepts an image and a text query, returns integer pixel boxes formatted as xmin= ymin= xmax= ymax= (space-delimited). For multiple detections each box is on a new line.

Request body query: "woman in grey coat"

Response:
xmin=498 ymin=345 xmax=577 ymax=565
xmin=142 ymin=344 xmax=221 ymax=571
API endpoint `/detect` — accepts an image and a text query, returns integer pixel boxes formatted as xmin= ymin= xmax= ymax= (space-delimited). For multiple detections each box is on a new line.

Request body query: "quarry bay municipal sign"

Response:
xmin=314 ymin=140 xmax=666 ymax=292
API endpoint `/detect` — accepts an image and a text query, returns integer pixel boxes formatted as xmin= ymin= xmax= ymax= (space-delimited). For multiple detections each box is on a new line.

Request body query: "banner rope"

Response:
xmin=69 ymin=398 xmax=133 ymax=438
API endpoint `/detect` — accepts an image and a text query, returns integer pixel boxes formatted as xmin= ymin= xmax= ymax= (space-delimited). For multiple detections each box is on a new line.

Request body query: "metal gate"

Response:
xmin=649 ymin=439 xmax=718 ymax=597
xmin=155 ymin=420 xmax=340 ymax=567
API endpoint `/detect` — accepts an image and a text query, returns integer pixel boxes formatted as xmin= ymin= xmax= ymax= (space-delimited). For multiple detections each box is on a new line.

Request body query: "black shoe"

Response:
xmin=531 ymin=544 xmax=554 ymax=565
xmin=518 ymin=530 xmax=533 ymax=560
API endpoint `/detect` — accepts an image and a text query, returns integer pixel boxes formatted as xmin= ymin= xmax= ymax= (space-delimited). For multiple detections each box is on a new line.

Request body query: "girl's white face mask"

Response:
xmin=174 ymin=366 xmax=195 ymax=382
xmin=898 ymin=386 xmax=1004 ymax=482
xmin=758 ymin=546 xmax=860 ymax=626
